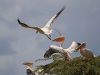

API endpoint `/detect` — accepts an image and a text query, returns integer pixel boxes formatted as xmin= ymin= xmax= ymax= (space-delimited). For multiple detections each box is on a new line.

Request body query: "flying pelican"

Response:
xmin=23 ymin=62 xmax=36 ymax=75
xmin=17 ymin=6 xmax=66 ymax=40
xmin=44 ymin=30 xmax=81 ymax=60
xmin=75 ymin=42 xmax=95 ymax=59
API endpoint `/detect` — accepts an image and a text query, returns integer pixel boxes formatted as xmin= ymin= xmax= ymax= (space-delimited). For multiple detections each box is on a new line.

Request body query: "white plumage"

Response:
xmin=66 ymin=41 xmax=81 ymax=53
xmin=44 ymin=41 xmax=81 ymax=60
xmin=17 ymin=6 xmax=66 ymax=40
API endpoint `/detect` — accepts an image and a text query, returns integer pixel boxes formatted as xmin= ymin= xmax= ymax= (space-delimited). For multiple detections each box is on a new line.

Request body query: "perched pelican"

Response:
xmin=17 ymin=6 xmax=66 ymax=40
xmin=44 ymin=30 xmax=81 ymax=60
xmin=23 ymin=62 xmax=36 ymax=75
xmin=75 ymin=42 xmax=95 ymax=59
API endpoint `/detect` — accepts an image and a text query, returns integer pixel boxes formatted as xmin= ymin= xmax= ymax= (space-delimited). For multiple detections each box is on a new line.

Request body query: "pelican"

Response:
xmin=44 ymin=30 xmax=81 ymax=60
xmin=17 ymin=6 xmax=66 ymax=40
xmin=75 ymin=42 xmax=95 ymax=59
xmin=23 ymin=62 xmax=36 ymax=75
xmin=52 ymin=29 xmax=65 ymax=47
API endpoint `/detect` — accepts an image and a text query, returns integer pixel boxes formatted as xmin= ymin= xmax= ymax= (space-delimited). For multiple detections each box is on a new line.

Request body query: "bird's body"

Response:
xmin=44 ymin=41 xmax=81 ymax=60
xmin=75 ymin=42 xmax=94 ymax=59
xmin=26 ymin=68 xmax=36 ymax=75
xmin=23 ymin=62 xmax=36 ymax=75
xmin=17 ymin=6 xmax=66 ymax=40
xmin=44 ymin=45 xmax=72 ymax=60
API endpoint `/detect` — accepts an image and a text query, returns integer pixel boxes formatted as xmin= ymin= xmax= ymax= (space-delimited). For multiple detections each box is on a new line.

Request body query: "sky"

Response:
xmin=0 ymin=0 xmax=100 ymax=75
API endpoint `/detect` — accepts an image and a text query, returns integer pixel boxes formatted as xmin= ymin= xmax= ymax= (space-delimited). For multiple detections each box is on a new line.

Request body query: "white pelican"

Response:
xmin=75 ymin=42 xmax=95 ymax=59
xmin=44 ymin=41 xmax=81 ymax=60
xmin=44 ymin=30 xmax=81 ymax=60
xmin=23 ymin=62 xmax=36 ymax=75
xmin=17 ymin=6 xmax=66 ymax=40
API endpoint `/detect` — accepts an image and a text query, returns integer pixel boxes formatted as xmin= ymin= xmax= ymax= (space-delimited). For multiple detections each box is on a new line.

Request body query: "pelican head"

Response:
xmin=53 ymin=29 xmax=65 ymax=42
xmin=52 ymin=29 xmax=65 ymax=47
xmin=74 ymin=42 xmax=86 ymax=52
xmin=23 ymin=62 xmax=33 ymax=68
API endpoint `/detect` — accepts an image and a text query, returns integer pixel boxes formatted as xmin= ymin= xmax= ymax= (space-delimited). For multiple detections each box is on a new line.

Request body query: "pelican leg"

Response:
xmin=36 ymin=30 xmax=38 ymax=34
xmin=49 ymin=34 xmax=51 ymax=37
xmin=46 ymin=35 xmax=51 ymax=40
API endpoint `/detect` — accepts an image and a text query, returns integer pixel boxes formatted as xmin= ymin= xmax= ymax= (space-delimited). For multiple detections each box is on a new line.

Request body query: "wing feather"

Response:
xmin=66 ymin=41 xmax=81 ymax=53
xmin=18 ymin=19 xmax=33 ymax=28
xmin=85 ymin=49 xmax=94 ymax=57
xmin=44 ymin=6 xmax=66 ymax=28
xmin=44 ymin=45 xmax=66 ymax=58
xmin=17 ymin=19 xmax=45 ymax=33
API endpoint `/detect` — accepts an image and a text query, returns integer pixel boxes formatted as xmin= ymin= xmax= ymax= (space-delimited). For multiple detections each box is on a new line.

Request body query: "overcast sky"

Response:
xmin=0 ymin=0 xmax=100 ymax=75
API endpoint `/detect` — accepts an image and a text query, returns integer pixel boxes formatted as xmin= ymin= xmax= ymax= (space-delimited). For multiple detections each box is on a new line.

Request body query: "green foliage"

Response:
xmin=35 ymin=55 xmax=100 ymax=75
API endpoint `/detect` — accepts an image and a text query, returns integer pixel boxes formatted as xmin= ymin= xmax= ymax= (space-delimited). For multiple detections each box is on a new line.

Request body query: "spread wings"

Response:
xmin=44 ymin=45 xmax=66 ymax=58
xmin=17 ymin=19 xmax=44 ymax=33
xmin=44 ymin=6 xmax=66 ymax=28
xmin=18 ymin=19 xmax=33 ymax=28
xmin=85 ymin=49 xmax=94 ymax=57
xmin=66 ymin=41 xmax=81 ymax=53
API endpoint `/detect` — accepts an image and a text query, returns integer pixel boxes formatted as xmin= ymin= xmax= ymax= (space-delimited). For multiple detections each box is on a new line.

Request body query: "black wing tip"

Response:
xmin=62 ymin=5 xmax=66 ymax=10
xmin=44 ymin=48 xmax=52 ymax=58
xmin=76 ymin=42 xmax=81 ymax=46
xmin=17 ymin=19 xmax=21 ymax=24
xmin=44 ymin=54 xmax=49 ymax=58
xmin=17 ymin=19 xmax=19 ymax=21
xmin=57 ymin=5 xmax=66 ymax=15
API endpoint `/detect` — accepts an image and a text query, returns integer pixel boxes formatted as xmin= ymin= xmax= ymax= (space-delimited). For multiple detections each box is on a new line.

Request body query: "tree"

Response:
xmin=35 ymin=54 xmax=100 ymax=75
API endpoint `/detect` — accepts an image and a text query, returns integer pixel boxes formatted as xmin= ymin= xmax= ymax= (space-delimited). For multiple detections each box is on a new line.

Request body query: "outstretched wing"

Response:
xmin=66 ymin=41 xmax=81 ymax=53
xmin=17 ymin=19 xmax=45 ymax=33
xmin=44 ymin=6 xmax=66 ymax=28
xmin=18 ymin=19 xmax=33 ymax=28
xmin=44 ymin=45 xmax=65 ymax=58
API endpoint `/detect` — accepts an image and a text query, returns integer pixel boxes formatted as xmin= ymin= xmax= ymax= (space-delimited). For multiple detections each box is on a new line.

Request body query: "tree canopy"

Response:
xmin=35 ymin=54 xmax=100 ymax=75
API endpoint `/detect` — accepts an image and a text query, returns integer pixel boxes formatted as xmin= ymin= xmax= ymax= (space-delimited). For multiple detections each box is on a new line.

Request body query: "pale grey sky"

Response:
xmin=0 ymin=0 xmax=100 ymax=75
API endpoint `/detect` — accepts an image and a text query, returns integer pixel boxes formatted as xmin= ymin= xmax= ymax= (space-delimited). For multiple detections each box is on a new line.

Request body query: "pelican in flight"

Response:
xmin=17 ymin=6 xmax=66 ymax=40
xmin=44 ymin=30 xmax=81 ymax=60
xmin=23 ymin=62 xmax=36 ymax=75
xmin=75 ymin=42 xmax=95 ymax=59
